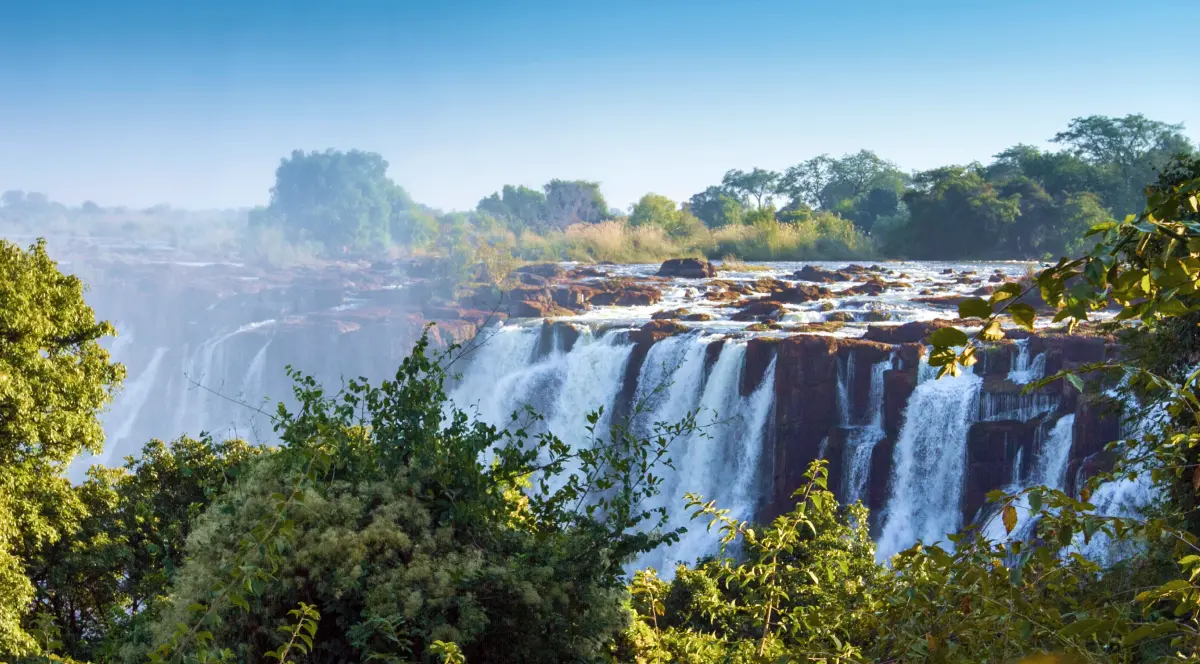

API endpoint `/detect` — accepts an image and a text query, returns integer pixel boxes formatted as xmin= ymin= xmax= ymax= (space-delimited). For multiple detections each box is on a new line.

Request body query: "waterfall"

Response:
xmin=98 ymin=346 xmax=170 ymax=466
xmin=980 ymin=414 xmax=1075 ymax=543
xmin=543 ymin=332 xmax=636 ymax=456
xmin=630 ymin=335 xmax=708 ymax=439
xmin=639 ymin=341 xmax=780 ymax=574
xmin=729 ymin=356 xmax=776 ymax=523
xmin=842 ymin=356 xmax=891 ymax=505
xmin=1073 ymin=399 xmax=1167 ymax=564
xmin=877 ymin=361 xmax=982 ymax=560
xmin=1008 ymin=339 xmax=1047 ymax=386
xmin=836 ymin=352 xmax=856 ymax=426
xmin=171 ymin=320 xmax=276 ymax=438
xmin=451 ymin=324 xmax=543 ymax=426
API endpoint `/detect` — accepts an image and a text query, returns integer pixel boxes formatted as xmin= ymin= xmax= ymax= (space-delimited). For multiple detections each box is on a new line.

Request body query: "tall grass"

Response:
xmin=508 ymin=214 xmax=874 ymax=264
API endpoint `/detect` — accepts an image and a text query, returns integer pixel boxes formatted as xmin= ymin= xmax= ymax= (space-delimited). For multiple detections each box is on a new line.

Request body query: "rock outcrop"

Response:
xmin=657 ymin=258 xmax=717 ymax=278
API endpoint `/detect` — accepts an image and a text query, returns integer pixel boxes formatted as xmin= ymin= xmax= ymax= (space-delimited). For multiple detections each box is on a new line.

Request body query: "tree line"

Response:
xmin=5 ymin=113 xmax=1191 ymax=264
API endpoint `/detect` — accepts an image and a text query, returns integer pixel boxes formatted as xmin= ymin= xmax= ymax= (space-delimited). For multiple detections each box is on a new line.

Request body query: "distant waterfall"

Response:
xmin=98 ymin=346 xmax=170 ymax=466
xmin=876 ymin=361 xmax=982 ymax=560
xmin=841 ymin=355 xmax=891 ymax=505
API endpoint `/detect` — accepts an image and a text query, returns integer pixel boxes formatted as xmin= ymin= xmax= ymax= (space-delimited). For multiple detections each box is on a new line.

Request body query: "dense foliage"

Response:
xmin=0 ymin=239 xmax=124 ymax=658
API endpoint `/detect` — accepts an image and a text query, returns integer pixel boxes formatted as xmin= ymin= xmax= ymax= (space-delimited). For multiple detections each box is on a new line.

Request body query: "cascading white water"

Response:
xmin=171 ymin=320 xmax=277 ymax=438
xmin=450 ymin=324 xmax=542 ymax=426
xmin=633 ymin=341 xmax=780 ymax=574
xmin=836 ymin=352 xmax=856 ymax=426
xmin=876 ymin=360 xmax=982 ymax=561
xmin=980 ymin=414 xmax=1075 ymax=543
xmin=976 ymin=340 xmax=1056 ymax=421
xmin=98 ymin=346 xmax=170 ymax=466
xmin=728 ymin=356 xmax=776 ymax=523
xmin=1008 ymin=338 xmax=1047 ymax=386
xmin=630 ymin=335 xmax=708 ymax=441
xmin=842 ymin=356 xmax=891 ymax=505
xmin=1073 ymin=399 xmax=1166 ymax=564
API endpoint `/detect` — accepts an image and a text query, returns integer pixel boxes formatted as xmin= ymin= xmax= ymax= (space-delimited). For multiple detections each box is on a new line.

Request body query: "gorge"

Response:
xmin=70 ymin=243 xmax=1147 ymax=569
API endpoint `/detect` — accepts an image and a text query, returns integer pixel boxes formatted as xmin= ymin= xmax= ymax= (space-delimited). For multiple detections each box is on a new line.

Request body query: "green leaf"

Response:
xmin=957 ymin=298 xmax=993 ymax=320
xmin=990 ymin=282 xmax=1023 ymax=304
xmin=928 ymin=326 xmax=969 ymax=348
xmin=1065 ymin=373 xmax=1084 ymax=393
xmin=1007 ymin=303 xmax=1036 ymax=331
xmin=1002 ymin=504 xmax=1018 ymax=535
xmin=980 ymin=319 xmax=1005 ymax=342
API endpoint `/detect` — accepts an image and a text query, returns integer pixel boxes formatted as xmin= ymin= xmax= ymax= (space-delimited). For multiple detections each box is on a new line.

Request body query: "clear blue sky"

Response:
xmin=1 ymin=0 xmax=1197 ymax=212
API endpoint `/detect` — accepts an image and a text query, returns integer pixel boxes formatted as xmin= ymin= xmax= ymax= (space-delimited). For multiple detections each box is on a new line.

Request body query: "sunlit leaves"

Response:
xmin=958 ymin=297 xmax=993 ymax=320
xmin=1002 ymin=504 xmax=1018 ymax=535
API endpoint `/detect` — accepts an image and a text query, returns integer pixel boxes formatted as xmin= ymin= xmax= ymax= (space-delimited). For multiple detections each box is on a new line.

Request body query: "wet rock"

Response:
xmin=744 ymin=337 xmax=779 ymax=397
xmin=628 ymin=319 xmax=689 ymax=344
xmin=772 ymin=284 xmax=832 ymax=304
xmin=861 ymin=310 xmax=893 ymax=322
xmin=819 ymin=302 xmax=836 ymax=312
xmin=511 ymin=299 xmax=574 ymax=318
xmin=657 ymin=258 xmax=717 ymax=278
xmin=732 ymin=300 xmax=788 ymax=322
xmin=682 ymin=312 xmax=714 ymax=322
xmin=514 ymin=263 xmax=567 ymax=281
xmin=704 ymin=338 xmax=726 ymax=374
xmin=752 ymin=277 xmax=791 ymax=293
xmin=705 ymin=279 xmax=755 ymax=302
xmin=989 ymin=273 xmax=1007 ymax=283
xmin=514 ymin=272 xmax=551 ymax=287
xmin=651 ymin=307 xmax=691 ymax=320
xmin=590 ymin=280 xmax=664 ymax=306
xmin=825 ymin=311 xmax=855 ymax=322
xmin=551 ymin=285 xmax=596 ymax=310
xmin=767 ymin=336 xmax=893 ymax=517
xmin=746 ymin=322 xmax=783 ymax=332
xmin=863 ymin=320 xmax=952 ymax=344
xmin=539 ymin=320 xmax=581 ymax=356
xmin=568 ymin=266 xmax=608 ymax=279
xmin=964 ymin=419 xmax=1038 ymax=522
xmin=791 ymin=265 xmax=852 ymax=283
xmin=913 ymin=294 xmax=967 ymax=307
xmin=784 ymin=321 xmax=845 ymax=334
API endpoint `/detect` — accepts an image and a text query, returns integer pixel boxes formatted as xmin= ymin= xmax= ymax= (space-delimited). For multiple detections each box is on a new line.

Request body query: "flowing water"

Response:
xmin=69 ymin=254 xmax=1143 ymax=570
xmin=876 ymin=362 xmax=983 ymax=560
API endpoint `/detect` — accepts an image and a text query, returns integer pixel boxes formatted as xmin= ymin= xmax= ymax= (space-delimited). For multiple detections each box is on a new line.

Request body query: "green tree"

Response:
xmin=0 ymin=239 xmax=124 ymax=659
xmin=779 ymin=155 xmax=835 ymax=209
xmin=897 ymin=165 xmax=1021 ymax=258
xmin=145 ymin=333 xmax=699 ymax=664
xmin=478 ymin=185 xmax=548 ymax=231
xmin=620 ymin=461 xmax=877 ymax=662
xmin=266 ymin=149 xmax=415 ymax=254
xmin=542 ymin=179 xmax=609 ymax=229
xmin=720 ymin=168 xmax=780 ymax=209
xmin=687 ymin=186 xmax=745 ymax=228
xmin=20 ymin=436 xmax=261 ymax=663
xmin=628 ymin=193 xmax=679 ymax=228
xmin=1052 ymin=113 xmax=1194 ymax=216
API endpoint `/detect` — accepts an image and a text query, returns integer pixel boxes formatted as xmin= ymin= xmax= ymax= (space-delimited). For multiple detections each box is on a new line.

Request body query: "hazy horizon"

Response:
xmin=3 ymin=0 xmax=1198 ymax=213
